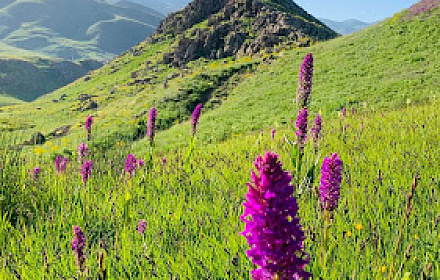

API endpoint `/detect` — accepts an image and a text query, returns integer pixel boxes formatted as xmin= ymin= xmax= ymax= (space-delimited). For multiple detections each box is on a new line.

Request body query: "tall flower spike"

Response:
xmin=147 ymin=107 xmax=157 ymax=145
xmin=297 ymin=53 xmax=313 ymax=109
xmin=55 ymin=155 xmax=62 ymax=172
xmin=241 ymin=152 xmax=311 ymax=280
xmin=351 ymin=107 xmax=356 ymax=115
xmin=81 ymin=160 xmax=93 ymax=184
xmin=310 ymin=114 xmax=322 ymax=145
xmin=78 ymin=142 xmax=88 ymax=163
xmin=191 ymin=104 xmax=203 ymax=136
xmin=85 ymin=115 xmax=93 ymax=140
xmin=295 ymin=108 xmax=308 ymax=147
xmin=138 ymin=220 xmax=147 ymax=235
xmin=33 ymin=167 xmax=40 ymax=182
xmin=319 ymin=153 xmax=343 ymax=211
xmin=85 ymin=115 xmax=93 ymax=133
xmin=72 ymin=226 xmax=87 ymax=275
xmin=60 ymin=157 xmax=68 ymax=173
xmin=125 ymin=154 xmax=137 ymax=176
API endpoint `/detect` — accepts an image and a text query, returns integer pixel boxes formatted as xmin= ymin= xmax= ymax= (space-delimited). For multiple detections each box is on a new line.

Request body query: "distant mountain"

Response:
xmin=0 ymin=0 xmax=164 ymax=61
xmin=0 ymin=0 xmax=164 ymax=103
xmin=319 ymin=18 xmax=371 ymax=35
xmin=116 ymin=0 xmax=189 ymax=15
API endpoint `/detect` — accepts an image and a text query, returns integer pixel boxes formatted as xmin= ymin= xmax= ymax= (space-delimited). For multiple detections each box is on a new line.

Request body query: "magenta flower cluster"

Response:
xmin=85 ymin=115 xmax=93 ymax=134
xmin=125 ymin=154 xmax=145 ymax=176
xmin=72 ymin=226 xmax=87 ymax=273
xmin=33 ymin=167 xmax=40 ymax=182
xmin=295 ymin=108 xmax=308 ymax=147
xmin=55 ymin=155 xmax=68 ymax=173
xmin=137 ymin=159 xmax=145 ymax=167
xmin=78 ymin=142 xmax=88 ymax=163
xmin=310 ymin=114 xmax=322 ymax=144
xmin=241 ymin=152 xmax=311 ymax=280
xmin=125 ymin=154 xmax=137 ymax=175
xmin=191 ymin=104 xmax=203 ymax=136
xmin=81 ymin=160 xmax=93 ymax=184
xmin=138 ymin=220 xmax=147 ymax=235
xmin=319 ymin=153 xmax=343 ymax=211
xmin=147 ymin=107 xmax=157 ymax=145
xmin=407 ymin=0 xmax=440 ymax=17
xmin=297 ymin=53 xmax=313 ymax=109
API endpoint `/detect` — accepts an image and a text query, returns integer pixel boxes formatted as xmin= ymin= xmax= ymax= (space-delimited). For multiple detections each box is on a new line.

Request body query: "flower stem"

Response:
xmin=388 ymin=176 xmax=418 ymax=280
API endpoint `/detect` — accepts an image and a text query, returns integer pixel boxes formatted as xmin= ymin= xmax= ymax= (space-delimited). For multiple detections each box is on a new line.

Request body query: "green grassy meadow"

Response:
xmin=1 ymin=3 xmax=440 ymax=280
xmin=1 ymin=101 xmax=439 ymax=279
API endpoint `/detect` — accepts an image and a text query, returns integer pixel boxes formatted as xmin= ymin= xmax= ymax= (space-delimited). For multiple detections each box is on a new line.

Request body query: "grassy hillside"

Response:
xmin=0 ymin=4 xmax=438 ymax=153
xmin=0 ymin=0 xmax=163 ymax=61
xmin=0 ymin=94 xmax=24 ymax=106
xmin=1 ymin=1 xmax=440 ymax=279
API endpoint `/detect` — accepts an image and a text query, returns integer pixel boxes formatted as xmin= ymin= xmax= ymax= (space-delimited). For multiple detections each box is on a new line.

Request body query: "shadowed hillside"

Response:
xmin=0 ymin=57 xmax=102 ymax=102
xmin=0 ymin=0 xmax=163 ymax=61
xmin=0 ymin=0 xmax=164 ymax=102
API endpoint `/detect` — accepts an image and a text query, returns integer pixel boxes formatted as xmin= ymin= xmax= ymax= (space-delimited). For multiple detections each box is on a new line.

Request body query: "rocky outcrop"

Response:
xmin=156 ymin=0 xmax=337 ymax=66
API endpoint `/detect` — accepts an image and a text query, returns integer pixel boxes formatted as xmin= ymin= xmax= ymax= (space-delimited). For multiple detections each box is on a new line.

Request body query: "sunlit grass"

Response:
xmin=1 ymin=101 xmax=439 ymax=278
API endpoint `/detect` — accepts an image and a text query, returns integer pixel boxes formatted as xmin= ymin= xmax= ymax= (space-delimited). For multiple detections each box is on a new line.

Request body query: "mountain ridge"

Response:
xmin=0 ymin=0 xmax=164 ymax=102
xmin=0 ymin=0 xmax=163 ymax=61
xmin=152 ymin=0 xmax=337 ymax=66
xmin=318 ymin=18 xmax=371 ymax=35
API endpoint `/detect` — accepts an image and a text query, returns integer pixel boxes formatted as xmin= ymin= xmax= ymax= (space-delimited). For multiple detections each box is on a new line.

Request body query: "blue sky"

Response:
xmin=294 ymin=0 xmax=420 ymax=22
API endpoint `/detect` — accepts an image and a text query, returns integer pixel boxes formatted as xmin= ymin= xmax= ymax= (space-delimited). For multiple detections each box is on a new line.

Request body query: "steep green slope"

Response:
xmin=0 ymin=0 xmax=163 ymax=61
xmin=1 ymin=1 xmax=438 ymax=154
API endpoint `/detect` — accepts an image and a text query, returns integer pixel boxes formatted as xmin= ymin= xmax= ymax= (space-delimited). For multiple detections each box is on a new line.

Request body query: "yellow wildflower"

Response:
xmin=34 ymin=147 xmax=46 ymax=155
xmin=381 ymin=266 xmax=386 ymax=273
xmin=355 ymin=224 xmax=363 ymax=231
xmin=346 ymin=231 xmax=352 ymax=237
